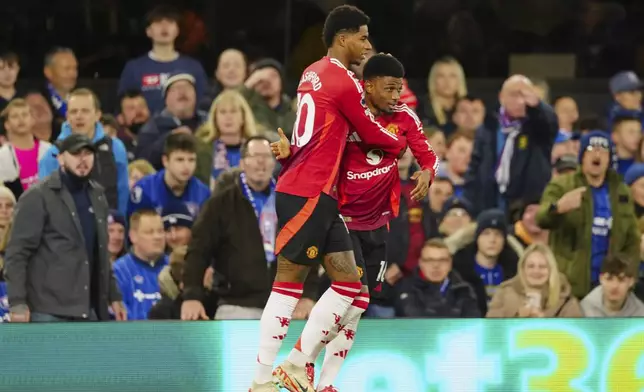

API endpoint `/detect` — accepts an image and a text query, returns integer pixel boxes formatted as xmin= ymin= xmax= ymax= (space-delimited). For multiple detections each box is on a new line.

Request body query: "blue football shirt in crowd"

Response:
xmin=117 ymin=53 xmax=208 ymax=114
xmin=211 ymin=145 xmax=242 ymax=181
xmin=474 ymin=262 xmax=504 ymax=302
xmin=0 ymin=281 xmax=8 ymax=323
xmin=127 ymin=170 xmax=210 ymax=220
xmin=591 ymin=184 xmax=612 ymax=283
xmin=617 ymin=158 xmax=635 ymax=177
xmin=113 ymin=253 xmax=169 ymax=320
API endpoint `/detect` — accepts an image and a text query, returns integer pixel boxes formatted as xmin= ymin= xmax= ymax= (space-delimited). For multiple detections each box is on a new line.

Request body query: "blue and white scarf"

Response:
xmin=495 ymin=107 xmax=523 ymax=194
xmin=47 ymin=83 xmax=67 ymax=117
xmin=240 ymin=172 xmax=278 ymax=263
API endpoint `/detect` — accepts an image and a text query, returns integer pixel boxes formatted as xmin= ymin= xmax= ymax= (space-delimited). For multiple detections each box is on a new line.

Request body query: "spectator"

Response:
xmin=508 ymin=197 xmax=549 ymax=249
xmin=625 ymin=163 xmax=644 ymax=218
xmin=612 ymin=115 xmax=642 ymax=176
xmin=4 ymin=134 xmax=126 ymax=322
xmin=440 ymin=131 xmax=473 ymax=197
xmin=245 ymin=59 xmax=296 ymax=138
xmin=417 ymin=57 xmax=467 ymax=134
xmin=0 ymin=99 xmax=52 ymax=199
xmin=128 ymin=159 xmax=156 ymax=189
xmin=0 ymin=187 xmax=15 ymax=242
xmin=182 ymin=137 xmax=319 ymax=320
xmin=136 ymin=72 xmax=208 ymax=170
xmin=113 ymin=209 xmax=168 ymax=320
xmin=107 ymin=210 xmax=127 ymax=263
xmin=487 ymin=243 xmax=582 ymax=318
xmin=196 ymin=89 xmax=259 ymax=188
xmin=452 ymin=95 xmax=485 ymax=137
xmin=426 ymin=176 xmax=455 ymax=239
xmin=0 ymin=220 xmax=11 ymax=322
xmin=464 ymin=75 xmax=558 ymax=216
xmin=394 ymin=238 xmax=480 ymax=318
xmin=424 ymin=127 xmax=446 ymax=161
xmin=116 ymin=90 xmax=151 ymax=162
xmin=438 ymin=196 xmax=473 ymax=239
xmin=553 ymin=154 xmax=578 ymax=177
xmin=39 ymin=89 xmax=129 ymax=215
xmin=100 ymin=114 xmax=120 ymax=138
xmin=24 ymin=92 xmax=54 ymax=142
xmin=161 ymin=202 xmax=193 ymax=252
xmin=553 ymin=96 xmax=579 ymax=134
xmin=537 ymin=131 xmax=640 ymax=298
xmin=128 ymin=133 xmax=210 ymax=220
xmin=148 ymin=246 xmax=187 ymax=320
xmin=0 ymin=51 xmax=20 ymax=113
xmin=607 ymin=71 xmax=643 ymax=128
xmin=581 ymin=254 xmax=644 ymax=317
xmin=551 ymin=132 xmax=579 ymax=165
xmin=42 ymin=47 xmax=78 ymax=139
xmin=577 ymin=115 xmax=606 ymax=135
xmin=118 ymin=5 xmax=208 ymax=114
xmin=453 ymin=209 xmax=519 ymax=315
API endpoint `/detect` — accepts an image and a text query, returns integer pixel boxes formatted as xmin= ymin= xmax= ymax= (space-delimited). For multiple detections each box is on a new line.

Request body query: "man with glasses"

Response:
xmin=537 ymin=131 xmax=640 ymax=299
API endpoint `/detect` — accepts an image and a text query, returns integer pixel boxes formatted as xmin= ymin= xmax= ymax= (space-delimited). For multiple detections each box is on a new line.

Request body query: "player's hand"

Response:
xmin=293 ymin=298 xmax=315 ymax=320
xmin=181 ymin=300 xmax=210 ymax=320
xmin=410 ymin=169 xmax=432 ymax=201
xmin=172 ymin=126 xmax=192 ymax=135
xmin=203 ymin=267 xmax=215 ymax=290
xmin=555 ymin=186 xmax=586 ymax=214
xmin=385 ymin=263 xmax=403 ymax=285
xmin=111 ymin=301 xmax=127 ymax=321
xmin=271 ymin=128 xmax=291 ymax=159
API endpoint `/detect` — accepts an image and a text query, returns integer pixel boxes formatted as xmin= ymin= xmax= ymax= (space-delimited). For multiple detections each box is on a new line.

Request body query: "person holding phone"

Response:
xmin=486 ymin=243 xmax=583 ymax=318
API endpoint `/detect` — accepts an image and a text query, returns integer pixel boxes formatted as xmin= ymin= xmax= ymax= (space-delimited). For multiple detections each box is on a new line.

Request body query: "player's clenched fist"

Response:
xmin=555 ymin=186 xmax=586 ymax=214
xmin=410 ymin=169 xmax=433 ymax=201
xmin=271 ymin=128 xmax=291 ymax=159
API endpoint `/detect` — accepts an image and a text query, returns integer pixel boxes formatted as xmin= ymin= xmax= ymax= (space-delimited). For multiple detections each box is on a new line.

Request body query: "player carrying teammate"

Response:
xmin=247 ymin=5 xmax=407 ymax=392
xmin=272 ymin=54 xmax=438 ymax=391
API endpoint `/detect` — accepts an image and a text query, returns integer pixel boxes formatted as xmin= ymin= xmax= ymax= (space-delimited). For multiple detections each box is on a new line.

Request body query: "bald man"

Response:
xmin=463 ymin=74 xmax=558 ymax=219
xmin=118 ymin=5 xmax=208 ymax=114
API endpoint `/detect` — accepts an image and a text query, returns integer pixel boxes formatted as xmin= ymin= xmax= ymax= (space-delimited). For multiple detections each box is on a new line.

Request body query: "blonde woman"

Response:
xmin=0 ymin=220 xmax=12 ymax=322
xmin=0 ymin=187 xmax=16 ymax=243
xmin=418 ymin=57 xmax=468 ymax=134
xmin=128 ymin=159 xmax=156 ymax=189
xmin=486 ymin=243 xmax=583 ymax=318
xmin=196 ymin=89 xmax=258 ymax=189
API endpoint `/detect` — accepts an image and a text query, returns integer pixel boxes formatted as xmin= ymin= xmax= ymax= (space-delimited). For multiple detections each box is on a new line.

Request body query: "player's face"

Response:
xmin=345 ymin=25 xmax=371 ymax=66
xmin=4 ymin=106 xmax=34 ymax=136
xmin=146 ymin=18 xmax=179 ymax=45
xmin=131 ymin=215 xmax=166 ymax=259
xmin=367 ymin=77 xmax=403 ymax=113
xmin=163 ymin=150 xmax=197 ymax=183
xmin=166 ymin=225 xmax=192 ymax=251
xmin=59 ymin=149 xmax=95 ymax=178
xmin=349 ymin=48 xmax=375 ymax=78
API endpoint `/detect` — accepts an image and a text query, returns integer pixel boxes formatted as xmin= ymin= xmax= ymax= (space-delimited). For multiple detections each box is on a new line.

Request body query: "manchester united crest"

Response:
xmin=386 ymin=124 xmax=399 ymax=135
xmin=307 ymin=246 xmax=319 ymax=259
xmin=357 ymin=267 xmax=364 ymax=278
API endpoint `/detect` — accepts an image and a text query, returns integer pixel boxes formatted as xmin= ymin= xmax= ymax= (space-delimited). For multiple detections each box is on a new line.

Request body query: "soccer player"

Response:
xmin=273 ymin=54 xmax=438 ymax=391
xmin=244 ymin=5 xmax=407 ymax=392
xmin=127 ymin=133 xmax=210 ymax=220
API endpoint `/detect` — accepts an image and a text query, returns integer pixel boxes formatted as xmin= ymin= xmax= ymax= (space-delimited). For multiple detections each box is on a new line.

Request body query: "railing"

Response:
xmin=0 ymin=319 xmax=641 ymax=391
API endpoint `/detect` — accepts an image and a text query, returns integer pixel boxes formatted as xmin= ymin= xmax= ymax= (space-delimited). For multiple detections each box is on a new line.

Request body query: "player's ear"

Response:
xmin=364 ymin=80 xmax=374 ymax=93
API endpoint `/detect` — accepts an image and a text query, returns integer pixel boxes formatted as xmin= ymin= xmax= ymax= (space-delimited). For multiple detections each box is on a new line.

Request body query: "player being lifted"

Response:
xmin=272 ymin=54 xmax=438 ymax=391
xmin=248 ymin=5 xmax=409 ymax=392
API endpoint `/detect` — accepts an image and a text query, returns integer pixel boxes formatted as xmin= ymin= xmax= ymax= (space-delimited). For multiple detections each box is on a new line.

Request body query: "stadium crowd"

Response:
xmin=1 ymin=4 xmax=644 ymax=325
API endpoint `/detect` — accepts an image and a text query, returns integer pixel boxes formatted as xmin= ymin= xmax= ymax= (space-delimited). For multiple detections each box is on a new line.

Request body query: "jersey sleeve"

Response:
xmin=402 ymin=106 xmax=439 ymax=177
xmin=336 ymin=75 xmax=406 ymax=155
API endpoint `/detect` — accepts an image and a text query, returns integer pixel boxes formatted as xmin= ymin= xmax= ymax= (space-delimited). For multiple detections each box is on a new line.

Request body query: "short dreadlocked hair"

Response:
xmin=362 ymin=54 xmax=405 ymax=81
xmin=322 ymin=5 xmax=370 ymax=48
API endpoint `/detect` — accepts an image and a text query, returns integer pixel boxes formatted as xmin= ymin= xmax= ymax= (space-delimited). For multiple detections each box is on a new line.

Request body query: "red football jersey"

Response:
xmin=339 ymin=104 xmax=439 ymax=231
xmin=276 ymin=57 xmax=406 ymax=199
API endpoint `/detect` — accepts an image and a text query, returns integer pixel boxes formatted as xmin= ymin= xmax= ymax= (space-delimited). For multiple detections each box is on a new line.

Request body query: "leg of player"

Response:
xmin=251 ymin=256 xmax=310 ymax=392
xmin=276 ymin=250 xmax=362 ymax=391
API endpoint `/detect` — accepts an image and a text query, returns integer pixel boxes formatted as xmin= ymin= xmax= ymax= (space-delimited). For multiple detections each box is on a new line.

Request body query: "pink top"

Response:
xmin=14 ymin=139 xmax=40 ymax=190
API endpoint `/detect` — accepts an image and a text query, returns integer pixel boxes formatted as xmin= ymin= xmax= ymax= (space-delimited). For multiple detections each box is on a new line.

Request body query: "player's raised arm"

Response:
xmin=337 ymin=75 xmax=406 ymax=156
xmin=401 ymin=104 xmax=439 ymax=177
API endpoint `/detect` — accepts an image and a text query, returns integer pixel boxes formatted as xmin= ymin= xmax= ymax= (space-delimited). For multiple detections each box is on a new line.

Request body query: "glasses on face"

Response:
xmin=586 ymin=145 xmax=609 ymax=152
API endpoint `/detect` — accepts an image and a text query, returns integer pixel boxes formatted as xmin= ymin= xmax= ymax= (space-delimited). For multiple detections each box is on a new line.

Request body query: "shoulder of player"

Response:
xmin=391 ymin=104 xmax=422 ymax=128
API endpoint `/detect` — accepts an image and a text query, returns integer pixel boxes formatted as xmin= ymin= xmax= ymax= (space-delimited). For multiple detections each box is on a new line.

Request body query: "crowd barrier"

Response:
xmin=0 ymin=319 xmax=641 ymax=391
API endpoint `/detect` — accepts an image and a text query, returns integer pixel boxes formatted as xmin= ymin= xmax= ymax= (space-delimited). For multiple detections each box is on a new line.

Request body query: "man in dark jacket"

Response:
xmin=463 ymin=75 xmax=558 ymax=216
xmin=181 ymin=136 xmax=319 ymax=320
xmin=4 ymin=134 xmax=126 ymax=322
xmin=395 ymin=238 xmax=480 ymax=318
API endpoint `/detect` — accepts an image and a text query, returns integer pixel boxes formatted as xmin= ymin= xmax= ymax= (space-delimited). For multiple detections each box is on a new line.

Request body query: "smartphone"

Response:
xmin=526 ymin=292 xmax=542 ymax=310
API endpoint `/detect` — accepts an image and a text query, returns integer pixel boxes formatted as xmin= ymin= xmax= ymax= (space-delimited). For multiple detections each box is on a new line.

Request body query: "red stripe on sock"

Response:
xmin=273 ymin=281 xmax=305 ymax=290
xmin=352 ymin=300 xmax=370 ymax=310
xmin=273 ymin=288 xmax=303 ymax=299
xmin=354 ymin=292 xmax=370 ymax=301
xmin=331 ymin=286 xmax=360 ymax=298
xmin=331 ymin=281 xmax=363 ymax=290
